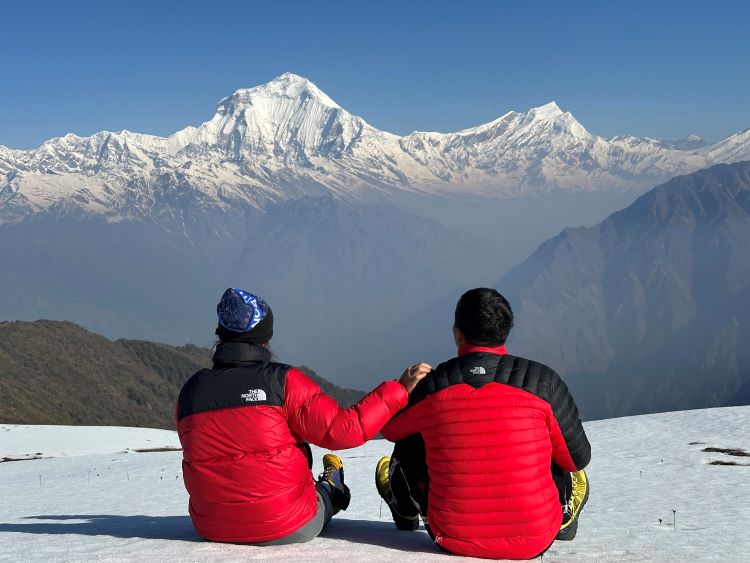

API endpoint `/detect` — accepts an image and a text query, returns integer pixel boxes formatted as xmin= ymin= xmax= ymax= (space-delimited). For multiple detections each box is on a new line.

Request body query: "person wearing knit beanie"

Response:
xmin=176 ymin=286 xmax=431 ymax=546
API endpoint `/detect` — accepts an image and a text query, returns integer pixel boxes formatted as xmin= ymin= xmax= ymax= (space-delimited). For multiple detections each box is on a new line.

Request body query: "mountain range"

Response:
xmin=1 ymin=73 xmax=750 ymax=418
xmin=2 ymin=72 xmax=750 ymax=226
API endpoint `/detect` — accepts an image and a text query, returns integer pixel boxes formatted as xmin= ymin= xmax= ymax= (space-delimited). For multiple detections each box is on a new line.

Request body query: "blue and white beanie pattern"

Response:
xmin=217 ymin=288 xmax=273 ymax=341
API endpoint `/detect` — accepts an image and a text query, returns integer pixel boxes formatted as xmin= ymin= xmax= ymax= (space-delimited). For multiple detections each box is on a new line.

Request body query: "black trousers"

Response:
xmin=392 ymin=434 xmax=573 ymax=523
xmin=392 ymin=435 xmax=574 ymax=558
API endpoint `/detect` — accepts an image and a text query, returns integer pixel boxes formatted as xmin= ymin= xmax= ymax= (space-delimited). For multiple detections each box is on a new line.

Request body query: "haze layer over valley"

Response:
xmin=2 ymin=73 xmax=750 ymax=415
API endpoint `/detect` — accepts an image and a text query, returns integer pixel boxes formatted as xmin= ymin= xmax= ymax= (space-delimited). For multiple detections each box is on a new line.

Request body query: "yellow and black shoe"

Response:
xmin=318 ymin=454 xmax=351 ymax=513
xmin=556 ymin=469 xmax=589 ymax=541
xmin=375 ymin=456 xmax=420 ymax=531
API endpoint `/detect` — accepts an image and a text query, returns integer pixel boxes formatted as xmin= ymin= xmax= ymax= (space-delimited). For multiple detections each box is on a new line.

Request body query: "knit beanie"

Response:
xmin=215 ymin=288 xmax=274 ymax=344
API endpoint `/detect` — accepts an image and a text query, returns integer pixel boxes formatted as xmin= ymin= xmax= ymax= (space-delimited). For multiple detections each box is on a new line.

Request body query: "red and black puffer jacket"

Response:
xmin=176 ymin=342 xmax=408 ymax=543
xmin=382 ymin=344 xmax=591 ymax=560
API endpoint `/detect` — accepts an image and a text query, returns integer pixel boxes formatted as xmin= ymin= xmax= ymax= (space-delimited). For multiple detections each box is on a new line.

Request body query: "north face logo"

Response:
xmin=241 ymin=389 xmax=267 ymax=402
xmin=469 ymin=367 xmax=486 ymax=375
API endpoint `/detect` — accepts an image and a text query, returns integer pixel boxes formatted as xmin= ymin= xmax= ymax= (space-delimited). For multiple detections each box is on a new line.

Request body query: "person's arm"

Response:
xmin=283 ymin=367 xmax=419 ymax=450
xmin=544 ymin=371 xmax=591 ymax=472
xmin=381 ymin=397 xmax=431 ymax=442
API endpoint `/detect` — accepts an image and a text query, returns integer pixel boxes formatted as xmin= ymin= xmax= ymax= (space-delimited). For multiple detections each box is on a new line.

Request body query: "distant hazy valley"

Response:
xmin=1 ymin=73 xmax=749 ymax=420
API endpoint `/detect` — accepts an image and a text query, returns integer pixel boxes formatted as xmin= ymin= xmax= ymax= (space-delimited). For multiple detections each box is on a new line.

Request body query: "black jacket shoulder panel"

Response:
xmin=412 ymin=353 xmax=555 ymax=401
xmin=177 ymin=362 xmax=291 ymax=420
xmin=406 ymin=352 xmax=591 ymax=469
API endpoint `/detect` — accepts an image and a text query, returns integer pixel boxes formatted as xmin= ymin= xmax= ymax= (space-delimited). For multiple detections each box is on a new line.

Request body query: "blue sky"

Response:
xmin=1 ymin=0 xmax=748 ymax=149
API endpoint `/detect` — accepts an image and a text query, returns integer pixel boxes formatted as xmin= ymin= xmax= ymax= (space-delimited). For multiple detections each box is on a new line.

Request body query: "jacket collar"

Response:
xmin=458 ymin=343 xmax=508 ymax=356
xmin=212 ymin=341 xmax=271 ymax=367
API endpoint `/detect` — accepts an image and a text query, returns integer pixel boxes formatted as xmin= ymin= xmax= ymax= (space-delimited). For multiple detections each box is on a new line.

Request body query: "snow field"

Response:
xmin=1 ymin=407 xmax=749 ymax=562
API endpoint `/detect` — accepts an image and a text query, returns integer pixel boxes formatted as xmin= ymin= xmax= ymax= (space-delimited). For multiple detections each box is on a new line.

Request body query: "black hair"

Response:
xmin=454 ymin=288 xmax=514 ymax=346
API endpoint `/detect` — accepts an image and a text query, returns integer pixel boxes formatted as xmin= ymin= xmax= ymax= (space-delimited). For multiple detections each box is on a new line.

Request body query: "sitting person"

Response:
xmin=176 ymin=287 xmax=430 ymax=544
xmin=376 ymin=287 xmax=591 ymax=559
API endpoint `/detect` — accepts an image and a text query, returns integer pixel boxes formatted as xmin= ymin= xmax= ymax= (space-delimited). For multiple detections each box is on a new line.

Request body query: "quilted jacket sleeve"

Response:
xmin=284 ymin=368 xmax=408 ymax=450
xmin=544 ymin=371 xmax=591 ymax=471
xmin=380 ymin=399 xmax=431 ymax=442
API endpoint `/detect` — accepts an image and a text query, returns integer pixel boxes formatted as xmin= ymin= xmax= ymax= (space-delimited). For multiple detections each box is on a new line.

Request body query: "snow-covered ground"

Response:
xmin=0 ymin=425 xmax=180 ymax=461
xmin=1 ymin=407 xmax=749 ymax=562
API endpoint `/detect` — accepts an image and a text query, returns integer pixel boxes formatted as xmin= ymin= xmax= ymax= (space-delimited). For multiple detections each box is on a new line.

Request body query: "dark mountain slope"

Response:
xmin=499 ymin=161 xmax=750 ymax=418
xmin=0 ymin=320 xmax=364 ymax=428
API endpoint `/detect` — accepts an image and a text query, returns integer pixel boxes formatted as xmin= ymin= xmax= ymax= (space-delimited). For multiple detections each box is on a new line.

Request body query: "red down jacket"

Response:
xmin=382 ymin=344 xmax=591 ymax=560
xmin=176 ymin=342 xmax=408 ymax=542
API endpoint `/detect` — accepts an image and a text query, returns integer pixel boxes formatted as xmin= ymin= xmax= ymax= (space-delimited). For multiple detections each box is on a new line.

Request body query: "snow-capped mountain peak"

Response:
xmin=1 ymin=73 xmax=749 ymax=223
xmin=448 ymin=100 xmax=588 ymax=145
xmin=234 ymin=72 xmax=340 ymax=108
xmin=168 ymin=72 xmax=371 ymax=162
xmin=516 ymin=101 xmax=590 ymax=141
xmin=526 ymin=101 xmax=564 ymax=120
xmin=212 ymin=72 xmax=343 ymax=125
xmin=700 ymin=127 xmax=750 ymax=162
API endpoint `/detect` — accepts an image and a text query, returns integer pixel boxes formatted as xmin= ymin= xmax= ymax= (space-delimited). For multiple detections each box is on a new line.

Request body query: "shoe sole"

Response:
xmin=375 ymin=458 xmax=392 ymax=500
xmin=338 ymin=483 xmax=351 ymax=511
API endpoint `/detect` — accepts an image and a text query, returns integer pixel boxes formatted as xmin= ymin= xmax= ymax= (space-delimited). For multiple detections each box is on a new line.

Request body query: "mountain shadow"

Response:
xmin=499 ymin=161 xmax=750 ymax=419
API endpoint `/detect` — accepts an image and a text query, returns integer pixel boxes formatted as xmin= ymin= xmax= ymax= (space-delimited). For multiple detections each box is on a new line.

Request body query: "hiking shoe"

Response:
xmin=556 ymin=469 xmax=589 ymax=541
xmin=375 ymin=456 xmax=420 ymax=531
xmin=318 ymin=454 xmax=351 ymax=513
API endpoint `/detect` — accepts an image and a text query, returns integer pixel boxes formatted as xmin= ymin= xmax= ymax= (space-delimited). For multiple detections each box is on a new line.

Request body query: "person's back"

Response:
xmin=177 ymin=288 xmax=431 ymax=544
xmin=178 ymin=343 xmax=328 ymax=541
xmin=378 ymin=288 xmax=591 ymax=560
